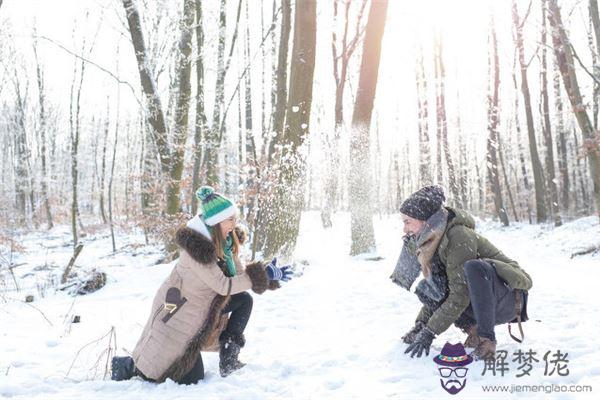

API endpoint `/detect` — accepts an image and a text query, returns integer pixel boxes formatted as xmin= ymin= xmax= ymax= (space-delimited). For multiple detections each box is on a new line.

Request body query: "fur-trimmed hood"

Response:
xmin=176 ymin=225 xmax=217 ymax=265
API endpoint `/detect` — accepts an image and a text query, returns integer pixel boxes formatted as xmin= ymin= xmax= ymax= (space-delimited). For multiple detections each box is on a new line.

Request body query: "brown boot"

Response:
xmin=463 ymin=325 xmax=480 ymax=348
xmin=472 ymin=337 xmax=497 ymax=361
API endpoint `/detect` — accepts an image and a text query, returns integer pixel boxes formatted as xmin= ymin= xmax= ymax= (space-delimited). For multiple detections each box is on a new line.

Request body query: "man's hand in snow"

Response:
xmin=404 ymin=326 xmax=435 ymax=358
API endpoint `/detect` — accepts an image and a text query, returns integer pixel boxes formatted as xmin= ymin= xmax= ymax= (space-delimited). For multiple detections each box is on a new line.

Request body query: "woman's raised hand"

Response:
xmin=265 ymin=257 xmax=293 ymax=282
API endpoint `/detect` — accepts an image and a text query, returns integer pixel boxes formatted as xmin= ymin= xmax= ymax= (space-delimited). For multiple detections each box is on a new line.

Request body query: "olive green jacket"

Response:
xmin=416 ymin=207 xmax=533 ymax=335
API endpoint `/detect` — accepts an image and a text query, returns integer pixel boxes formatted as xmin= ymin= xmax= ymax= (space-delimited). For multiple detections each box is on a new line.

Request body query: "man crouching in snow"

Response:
xmin=390 ymin=185 xmax=532 ymax=360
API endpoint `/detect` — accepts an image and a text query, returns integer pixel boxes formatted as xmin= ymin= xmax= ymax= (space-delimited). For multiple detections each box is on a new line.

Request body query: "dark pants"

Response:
xmin=417 ymin=260 xmax=519 ymax=342
xmin=221 ymin=291 xmax=253 ymax=336
xmin=177 ymin=356 xmax=204 ymax=384
xmin=463 ymin=259 xmax=519 ymax=341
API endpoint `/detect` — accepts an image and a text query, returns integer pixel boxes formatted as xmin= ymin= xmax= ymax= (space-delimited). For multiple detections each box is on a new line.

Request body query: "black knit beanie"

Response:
xmin=399 ymin=185 xmax=446 ymax=221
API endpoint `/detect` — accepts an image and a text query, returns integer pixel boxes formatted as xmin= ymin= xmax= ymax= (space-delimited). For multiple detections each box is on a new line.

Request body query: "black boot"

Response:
xmin=219 ymin=332 xmax=246 ymax=377
xmin=111 ymin=356 xmax=136 ymax=381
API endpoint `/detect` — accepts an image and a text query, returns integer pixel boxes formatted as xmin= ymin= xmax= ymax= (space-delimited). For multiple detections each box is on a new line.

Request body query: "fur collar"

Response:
xmin=175 ymin=226 xmax=217 ymax=265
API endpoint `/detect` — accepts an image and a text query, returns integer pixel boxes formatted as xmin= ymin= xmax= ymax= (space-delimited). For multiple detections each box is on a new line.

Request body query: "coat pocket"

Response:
xmin=162 ymin=287 xmax=188 ymax=323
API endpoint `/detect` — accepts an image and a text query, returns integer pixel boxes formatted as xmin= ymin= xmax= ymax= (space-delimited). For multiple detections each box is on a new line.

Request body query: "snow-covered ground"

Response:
xmin=1 ymin=212 xmax=599 ymax=399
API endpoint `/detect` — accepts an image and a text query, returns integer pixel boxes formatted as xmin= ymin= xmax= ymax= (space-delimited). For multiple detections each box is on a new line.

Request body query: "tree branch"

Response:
xmin=35 ymin=35 xmax=142 ymax=107
xmin=219 ymin=6 xmax=281 ymax=140
xmin=570 ymin=42 xmax=600 ymax=85
xmin=223 ymin=0 xmax=244 ymax=79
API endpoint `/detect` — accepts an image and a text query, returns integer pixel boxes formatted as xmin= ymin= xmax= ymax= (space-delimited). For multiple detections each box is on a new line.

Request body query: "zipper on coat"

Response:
xmin=150 ymin=304 xmax=165 ymax=327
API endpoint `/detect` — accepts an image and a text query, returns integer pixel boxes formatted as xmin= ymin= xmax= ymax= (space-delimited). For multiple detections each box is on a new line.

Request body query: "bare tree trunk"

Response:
xmin=206 ymin=0 xmax=243 ymax=188
xmin=322 ymin=0 xmax=368 ymax=228
xmin=244 ymin=0 xmax=256 ymax=166
xmin=499 ymin=136 xmax=519 ymax=222
xmin=416 ymin=45 xmax=432 ymax=187
xmin=454 ymin=91 xmax=469 ymax=208
xmin=541 ymin=0 xmax=562 ymax=226
xmin=108 ymin=103 xmax=119 ymax=253
xmin=554 ymin=62 xmax=570 ymax=211
xmin=125 ymin=122 xmax=132 ymax=219
xmin=69 ymin=37 xmax=89 ymax=247
xmin=591 ymin=0 xmax=600 ymax=58
xmin=349 ymin=0 xmax=388 ymax=255
xmin=475 ymin=160 xmax=485 ymax=212
xmin=252 ymin=0 xmax=291 ymax=256
xmin=140 ymin=119 xmax=157 ymax=222
xmin=549 ymin=0 xmax=600 ymax=220
xmin=263 ymin=0 xmax=317 ymax=257
xmin=191 ymin=0 xmax=208 ymax=215
xmin=512 ymin=63 xmax=533 ymax=223
xmin=33 ymin=37 xmax=53 ymax=229
xmin=12 ymin=75 xmax=31 ymax=226
xmin=268 ymin=0 xmax=277 ymax=142
xmin=261 ymin=0 xmax=267 ymax=143
xmin=167 ymin=0 xmax=195 ymax=215
xmin=589 ymin=0 xmax=600 ymax=129
xmin=99 ymin=106 xmax=109 ymax=224
xmin=513 ymin=0 xmax=548 ymax=223
xmin=123 ymin=0 xmax=194 ymax=225
xmin=487 ymin=19 xmax=509 ymax=226
xmin=242 ymin=0 xmax=259 ymax=223
xmin=238 ymin=64 xmax=244 ymax=168
xmin=267 ymin=0 xmax=291 ymax=159
xmin=205 ymin=0 xmax=229 ymax=185
xmin=434 ymin=34 xmax=461 ymax=207
xmin=122 ymin=0 xmax=170 ymax=178
xmin=572 ymin=130 xmax=590 ymax=212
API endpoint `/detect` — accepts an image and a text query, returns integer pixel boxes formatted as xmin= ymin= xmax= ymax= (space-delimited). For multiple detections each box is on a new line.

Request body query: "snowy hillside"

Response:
xmin=1 ymin=212 xmax=599 ymax=400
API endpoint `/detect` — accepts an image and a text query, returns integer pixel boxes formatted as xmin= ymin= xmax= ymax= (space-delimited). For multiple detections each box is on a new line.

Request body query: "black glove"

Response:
xmin=401 ymin=320 xmax=425 ymax=344
xmin=404 ymin=326 xmax=435 ymax=358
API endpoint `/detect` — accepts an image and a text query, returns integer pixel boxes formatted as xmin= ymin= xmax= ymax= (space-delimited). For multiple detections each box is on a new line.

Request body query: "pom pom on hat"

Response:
xmin=196 ymin=186 xmax=215 ymax=202
xmin=194 ymin=186 xmax=237 ymax=226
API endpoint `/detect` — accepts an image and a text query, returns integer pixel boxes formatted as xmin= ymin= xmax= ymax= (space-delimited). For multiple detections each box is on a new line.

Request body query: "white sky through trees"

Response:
xmin=0 ymin=0 xmax=595 ymax=198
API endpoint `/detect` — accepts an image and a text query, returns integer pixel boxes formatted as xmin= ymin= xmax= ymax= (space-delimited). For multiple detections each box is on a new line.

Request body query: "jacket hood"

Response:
xmin=175 ymin=226 xmax=217 ymax=265
xmin=445 ymin=207 xmax=476 ymax=230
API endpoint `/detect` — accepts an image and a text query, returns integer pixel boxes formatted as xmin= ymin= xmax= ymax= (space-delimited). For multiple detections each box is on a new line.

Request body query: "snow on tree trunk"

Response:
xmin=263 ymin=0 xmax=317 ymax=258
xmin=512 ymin=0 xmax=548 ymax=223
xmin=349 ymin=0 xmax=388 ymax=256
xmin=486 ymin=18 xmax=509 ymax=226
xmin=433 ymin=34 xmax=461 ymax=208
xmin=541 ymin=0 xmax=562 ymax=226
xmin=549 ymin=0 xmax=600 ymax=221
xmin=166 ymin=0 xmax=194 ymax=215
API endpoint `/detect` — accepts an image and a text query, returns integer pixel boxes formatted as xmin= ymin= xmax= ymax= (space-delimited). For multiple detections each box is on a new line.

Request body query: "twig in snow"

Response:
xmin=61 ymin=244 xmax=84 ymax=284
xmin=5 ymin=297 xmax=53 ymax=326
xmin=570 ymin=245 xmax=600 ymax=258
xmin=66 ymin=326 xmax=115 ymax=378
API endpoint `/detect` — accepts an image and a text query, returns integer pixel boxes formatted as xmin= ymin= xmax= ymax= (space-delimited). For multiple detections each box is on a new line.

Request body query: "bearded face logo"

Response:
xmin=438 ymin=366 xmax=469 ymax=394
xmin=433 ymin=342 xmax=473 ymax=395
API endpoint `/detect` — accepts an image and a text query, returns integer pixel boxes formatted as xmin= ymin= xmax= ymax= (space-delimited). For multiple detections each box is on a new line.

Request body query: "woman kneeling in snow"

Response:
xmin=111 ymin=186 xmax=292 ymax=384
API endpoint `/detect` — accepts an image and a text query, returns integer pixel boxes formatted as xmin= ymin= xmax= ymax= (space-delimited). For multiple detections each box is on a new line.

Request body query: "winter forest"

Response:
xmin=1 ymin=0 xmax=600 ymax=255
xmin=1 ymin=0 xmax=600 ymax=398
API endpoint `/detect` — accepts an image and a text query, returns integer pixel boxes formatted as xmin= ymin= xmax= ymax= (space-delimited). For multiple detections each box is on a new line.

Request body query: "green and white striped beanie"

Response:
xmin=196 ymin=186 xmax=237 ymax=226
